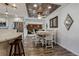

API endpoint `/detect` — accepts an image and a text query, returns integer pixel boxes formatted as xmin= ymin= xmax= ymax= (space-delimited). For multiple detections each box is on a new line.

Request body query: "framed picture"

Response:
xmin=64 ymin=14 xmax=73 ymax=30
xmin=50 ymin=16 xmax=58 ymax=28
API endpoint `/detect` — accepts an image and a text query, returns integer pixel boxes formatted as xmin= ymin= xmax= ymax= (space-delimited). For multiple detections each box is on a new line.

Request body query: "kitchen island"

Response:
xmin=0 ymin=29 xmax=22 ymax=56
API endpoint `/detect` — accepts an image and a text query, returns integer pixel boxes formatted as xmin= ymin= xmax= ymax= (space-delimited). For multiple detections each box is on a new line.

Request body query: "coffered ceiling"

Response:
xmin=26 ymin=3 xmax=60 ymax=18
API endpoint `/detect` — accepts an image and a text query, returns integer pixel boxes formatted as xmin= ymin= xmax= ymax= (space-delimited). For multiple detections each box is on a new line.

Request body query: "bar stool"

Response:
xmin=9 ymin=38 xmax=25 ymax=56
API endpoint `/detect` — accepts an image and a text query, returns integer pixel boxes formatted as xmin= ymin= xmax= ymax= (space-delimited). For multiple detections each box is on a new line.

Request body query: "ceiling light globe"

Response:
xmin=38 ymin=16 xmax=42 ymax=19
xmin=38 ymin=15 xmax=42 ymax=19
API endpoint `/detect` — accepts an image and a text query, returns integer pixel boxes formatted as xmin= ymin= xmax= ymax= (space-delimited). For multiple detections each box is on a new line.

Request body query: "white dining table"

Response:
xmin=36 ymin=31 xmax=51 ymax=47
xmin=36 ymin=31 xmax=50 ymax=36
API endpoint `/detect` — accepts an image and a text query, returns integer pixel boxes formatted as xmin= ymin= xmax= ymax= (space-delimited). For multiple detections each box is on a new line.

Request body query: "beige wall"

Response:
xmin=44 ymin=4 xmax=79 ymax=55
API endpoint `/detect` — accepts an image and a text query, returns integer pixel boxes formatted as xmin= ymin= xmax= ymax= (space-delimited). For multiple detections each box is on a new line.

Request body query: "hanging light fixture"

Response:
xmin=38 ymin=14 xmax=42 ymax=19
xmin=37 ymin=5 xmax=43 ymax=19
xmin=37 ymin=13 xmax=42 ymax=19
xmin=4 ymin=3 xmax=17 ymax=8
xmin=37 ymin=4 xmax=52 ymax=19
xmin=4 ymin=3 xmax=9 ymax=16
xmin=12 ymin=3 xmax=17 ymax=10
xmin=5 ymin=7 xmax=8 ymax=15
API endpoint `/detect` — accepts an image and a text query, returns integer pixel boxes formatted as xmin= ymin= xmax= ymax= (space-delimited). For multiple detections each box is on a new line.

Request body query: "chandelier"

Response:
xmin=33 ymin=4 xmax=44 ymax=19
xmin=37 ymin=6 xmax=43 ymax=19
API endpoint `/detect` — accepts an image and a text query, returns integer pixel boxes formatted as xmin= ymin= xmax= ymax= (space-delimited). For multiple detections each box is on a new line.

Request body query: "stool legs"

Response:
xmin=14 ymin=43 xmax=17 ymax=56
xmin=20 ymin=41 xmax=25 ymax=56
xmin=18 ymin=43 xmax=21 ymax=56
xmin=9 ymin=39 xmax=25 ymax=56
xmin=9 ymin=44 xmax=13 ymax=56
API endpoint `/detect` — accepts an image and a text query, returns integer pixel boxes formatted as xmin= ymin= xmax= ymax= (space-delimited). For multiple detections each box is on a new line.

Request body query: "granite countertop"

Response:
xmin=0 ymin=29 xmax=22 ymax=42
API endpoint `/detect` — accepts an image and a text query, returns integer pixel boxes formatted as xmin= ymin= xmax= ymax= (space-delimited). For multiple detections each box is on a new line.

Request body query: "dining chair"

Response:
xmin=37 ymin=35 xmax=46 ymax=47
xmin=32 ymin=29 xmax=41 ymax=47
xmin=32 ymin=34 xmax=43 ymax=47
xmin=45 ymin=33 xmax=54 ymax=48
xmin=52 ymin=29 xmax=58 ymax=45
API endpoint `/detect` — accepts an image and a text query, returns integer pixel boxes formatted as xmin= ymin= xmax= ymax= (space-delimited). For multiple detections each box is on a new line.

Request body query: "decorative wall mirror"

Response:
xmin=64 ymin=14 xmax=73 ymax=30
xmin=50 ymin=16 xmax=58 ymax=28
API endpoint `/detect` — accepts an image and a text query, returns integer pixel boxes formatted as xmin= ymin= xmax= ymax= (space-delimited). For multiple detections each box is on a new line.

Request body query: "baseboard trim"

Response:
xmin=57 ymin=43 xmax=78 ymax=56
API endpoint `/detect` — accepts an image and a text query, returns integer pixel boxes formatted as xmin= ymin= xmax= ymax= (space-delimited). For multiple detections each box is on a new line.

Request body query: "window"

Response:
xmin=0 ymin=22 xmax=6 ymax=27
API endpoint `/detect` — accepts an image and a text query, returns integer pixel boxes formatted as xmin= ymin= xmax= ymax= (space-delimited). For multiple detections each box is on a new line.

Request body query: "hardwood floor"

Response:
xmin=23 ymin=37 xmax=76 ymax=56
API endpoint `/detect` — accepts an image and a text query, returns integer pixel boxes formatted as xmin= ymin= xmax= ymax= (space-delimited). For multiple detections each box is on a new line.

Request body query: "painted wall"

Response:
xmin=44 ymin=4 xmax=79 ymax=55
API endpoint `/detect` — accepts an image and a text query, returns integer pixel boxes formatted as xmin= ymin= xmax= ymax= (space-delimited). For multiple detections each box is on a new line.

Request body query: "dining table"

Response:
xmin=36 ymin=31 xmax=50 ymax=36
xmin=36 ymin=30 xmax=51 ymax=47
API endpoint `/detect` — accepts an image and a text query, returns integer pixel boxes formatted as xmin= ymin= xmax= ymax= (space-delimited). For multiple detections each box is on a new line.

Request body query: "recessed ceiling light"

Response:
xmin=48 ymin=5 xmax=52 ymax=9
xmin=33 ymin=4 xmax=37 ymax=8
xmin=12 ymin=3 xmax=16 ymax=8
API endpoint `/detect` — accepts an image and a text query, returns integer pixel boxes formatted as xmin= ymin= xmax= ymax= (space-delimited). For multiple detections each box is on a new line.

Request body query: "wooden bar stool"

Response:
xmin=9 ymin=38 xmax=25 ymax=56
